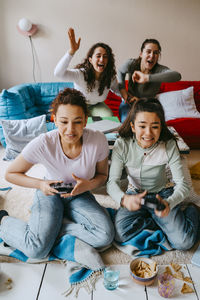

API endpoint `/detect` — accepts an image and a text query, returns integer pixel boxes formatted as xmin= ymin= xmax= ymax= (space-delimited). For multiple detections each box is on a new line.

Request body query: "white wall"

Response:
xmin=0 ymin=0 xmax=200 ymax=90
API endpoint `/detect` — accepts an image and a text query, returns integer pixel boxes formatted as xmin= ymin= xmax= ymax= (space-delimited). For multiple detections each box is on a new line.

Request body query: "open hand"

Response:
xmin=68 ymin=28 xmax=81 ymax=55
xmin=60 ymin=173 xmax=89 ymax=198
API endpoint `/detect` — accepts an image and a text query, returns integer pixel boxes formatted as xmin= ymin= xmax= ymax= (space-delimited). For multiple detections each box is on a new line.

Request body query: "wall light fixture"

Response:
xmin=17 ymin=18 xmax=38 ymax=36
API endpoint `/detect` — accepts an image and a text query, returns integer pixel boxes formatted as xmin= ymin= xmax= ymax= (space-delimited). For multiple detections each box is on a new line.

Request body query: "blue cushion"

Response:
xmin=0 ymin=89 xmax=26 ymax=119
xmin=0 ymin=82 xmax=74 ymax=147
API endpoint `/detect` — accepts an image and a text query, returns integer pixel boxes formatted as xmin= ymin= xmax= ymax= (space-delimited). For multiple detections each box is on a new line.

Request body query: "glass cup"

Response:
xmin=158 ymin=272 xmax=175 ymax=298
xmin=103 ymin=267 xmax=120 ymax=290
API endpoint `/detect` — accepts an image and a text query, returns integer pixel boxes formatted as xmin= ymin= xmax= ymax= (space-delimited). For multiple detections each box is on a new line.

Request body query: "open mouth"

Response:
xmin=146 ymin=60 xmax=155 ymax=68
xmin=147 ymin=60 xmax=154 ymax=65
xmin=97 ymin=63 xmax=105 ymax=69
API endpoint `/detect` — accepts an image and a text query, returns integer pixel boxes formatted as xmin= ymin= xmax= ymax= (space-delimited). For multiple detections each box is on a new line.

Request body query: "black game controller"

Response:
xmin=141 ymin=193 xmax=166 ymax=211
xmin=50 ymin=182 xmax=73 ymax=194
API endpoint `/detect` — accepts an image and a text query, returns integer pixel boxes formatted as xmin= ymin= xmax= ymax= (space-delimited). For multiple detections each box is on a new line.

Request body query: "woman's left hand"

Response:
xmin=155 ymin=195 xmax=170 ymax=218
xmin=60 ymin=174 xmax=89 ymax=198
xmin=132 ymin=71 xmax=149 ymax=84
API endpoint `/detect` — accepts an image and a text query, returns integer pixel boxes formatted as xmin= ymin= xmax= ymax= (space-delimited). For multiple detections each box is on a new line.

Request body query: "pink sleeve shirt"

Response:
xmin=22 ymin=128 xmax=109 ymax=185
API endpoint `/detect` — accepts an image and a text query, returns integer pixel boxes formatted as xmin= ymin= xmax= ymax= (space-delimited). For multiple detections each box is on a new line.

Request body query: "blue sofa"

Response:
xmin=0 ymin=82 xmax=73 ymax=147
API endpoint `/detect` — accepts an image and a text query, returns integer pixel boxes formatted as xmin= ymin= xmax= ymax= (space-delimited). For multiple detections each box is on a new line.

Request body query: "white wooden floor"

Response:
xmin=0 ymin=263 xmax=200 ymax=299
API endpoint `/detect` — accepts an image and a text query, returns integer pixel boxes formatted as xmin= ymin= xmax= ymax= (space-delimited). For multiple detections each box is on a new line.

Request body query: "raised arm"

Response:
xmin=149 ymin=69 xmax=181 ymax=83
xmin=54 ymin=28 xmax=81 ymax=79
xmin=132 ymin=67 xmax=181 ymax=84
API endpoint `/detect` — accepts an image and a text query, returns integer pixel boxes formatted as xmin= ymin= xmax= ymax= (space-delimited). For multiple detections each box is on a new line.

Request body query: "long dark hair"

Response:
xmin=75 ymin=43 xmax=116 ymax=96
xmin=131 ymin=39 xmax=162 ymax=72
xmin=119 ymin=98 xmax=176 ymax=143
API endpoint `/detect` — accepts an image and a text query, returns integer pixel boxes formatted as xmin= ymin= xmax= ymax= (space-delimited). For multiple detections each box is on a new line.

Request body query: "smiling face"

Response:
xmin=131 ymin=111 xmax=161 ymax=149
xmin=54 ymin=104 xmax=87 ymax=146
xmin=140 ymin=43 xmax=160 ymax=73
xmin=89 ymin=46 xmax=108 ymax=78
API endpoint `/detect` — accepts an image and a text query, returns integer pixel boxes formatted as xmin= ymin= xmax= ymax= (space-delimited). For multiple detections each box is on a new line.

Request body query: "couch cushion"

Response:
xmin=166 ymin=118 xmax=200 ymax=149
xmin=0 ymin=82 xmax=74 ymax=146
xmin=8 ymin=82 xmax=74 ymax=118
xmin=160 ymin=81 xmax=200 ymax=112
xmin=157 ymin=87 xmax=200 ymax=121
xmin=0 ymin=89 xmax=26 ymax=119
xmin=0 ymin=115 xmax=47 ymax=160
xmin=105 ymin=91 xmax=121 ymax=118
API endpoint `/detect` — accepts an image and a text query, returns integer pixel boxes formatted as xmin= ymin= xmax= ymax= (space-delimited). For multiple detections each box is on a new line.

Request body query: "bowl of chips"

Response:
xmin=130 ymin=257 xmax=158 ymax=286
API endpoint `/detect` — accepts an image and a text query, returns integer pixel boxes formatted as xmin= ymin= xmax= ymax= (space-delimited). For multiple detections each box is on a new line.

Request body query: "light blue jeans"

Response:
xmin=115 ymin=188 xmax=199 ymax=250
xmin=0 ymin=190 xmax=114 ymax=259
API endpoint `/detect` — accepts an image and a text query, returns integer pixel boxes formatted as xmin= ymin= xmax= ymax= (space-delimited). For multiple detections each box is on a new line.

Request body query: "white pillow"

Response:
xmin=0 ymin=115 xmax=47 ymax=161
xmin=157 ymin=86 xmax=200 ymax=121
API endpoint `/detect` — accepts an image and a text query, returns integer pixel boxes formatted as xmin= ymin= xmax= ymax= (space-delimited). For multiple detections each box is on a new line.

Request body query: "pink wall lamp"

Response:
xmin=17 ymin=18 xmax=38 ymax=36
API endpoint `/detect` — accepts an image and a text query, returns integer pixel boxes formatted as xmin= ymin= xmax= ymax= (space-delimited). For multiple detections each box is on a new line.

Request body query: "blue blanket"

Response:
xmin=0 ymin=208 xmax=172 ymax=297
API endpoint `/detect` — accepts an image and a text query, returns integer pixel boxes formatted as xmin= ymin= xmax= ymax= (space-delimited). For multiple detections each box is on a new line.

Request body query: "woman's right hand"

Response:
xmin=132 ymin=71 xmax=149 ymax=84
xmin=68 ymin=28 xmax=81 ymax=55
xmin=39 ymin=180 xmax=62 ymax=196
xmin=121 ymin=190 xmax=147 ymax=211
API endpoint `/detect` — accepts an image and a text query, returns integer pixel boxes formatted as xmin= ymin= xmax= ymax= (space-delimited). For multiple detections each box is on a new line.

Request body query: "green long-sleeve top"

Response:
xmin=118 ymin=59 xmax=181 ymax=98
xmin=107 ymin=137 xmax=189 ymax=210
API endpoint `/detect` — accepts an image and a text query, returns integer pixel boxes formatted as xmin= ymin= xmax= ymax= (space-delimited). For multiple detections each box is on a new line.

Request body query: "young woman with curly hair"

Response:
xmin=54 ymin=28 xmax=119 ymax=117
xmin=2 ymin=88 xmax=114 ymax=259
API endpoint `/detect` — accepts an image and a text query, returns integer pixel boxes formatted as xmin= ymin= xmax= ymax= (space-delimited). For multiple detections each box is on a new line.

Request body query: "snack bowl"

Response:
xmin=130 ymin=257 xmax=158 ymax=286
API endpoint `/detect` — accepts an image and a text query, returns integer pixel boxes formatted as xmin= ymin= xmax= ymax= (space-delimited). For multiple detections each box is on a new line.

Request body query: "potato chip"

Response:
xmin=170 ymin=262 xmax=181 ymax=272
xmin=134 ymin=260 xmax=157 ymax=278
xmin=183 ymin=276 xmax=193 ymax=284
xmin=164 ymin=266 xmax=173 ymax=275
xmin=150 ymin=261 xmax=157 ymax=272
xmin=181 ymin=283 xmax=194 ymax=294
xmin=173 ymin=271 xmax=184 ymax=280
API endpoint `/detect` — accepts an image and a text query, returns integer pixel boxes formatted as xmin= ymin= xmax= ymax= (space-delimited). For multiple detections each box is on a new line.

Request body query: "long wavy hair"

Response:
xmin=131 ymin=38 xmax=162 ymax=72
xmin=75 ymin=43 xmax=116 ymax=96
xmin=119 ymin=98 xmax=176 ymax=143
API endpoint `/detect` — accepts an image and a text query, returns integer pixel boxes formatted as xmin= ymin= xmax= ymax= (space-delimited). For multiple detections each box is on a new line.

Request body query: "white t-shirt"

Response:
xmin=22 ymin=128 xmax=109 ymax=185
xmin=54 ymin=52 xmax=119 ymax=105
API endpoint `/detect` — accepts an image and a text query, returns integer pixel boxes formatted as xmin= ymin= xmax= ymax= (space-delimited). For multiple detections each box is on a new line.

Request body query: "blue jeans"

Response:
xmin=0 ymin=190 xmax=114 ymax=259
xmin=119 ymin=100 xmax=131 ymax=122
xmin=115 ymin=188 xmax=199 ymax=250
